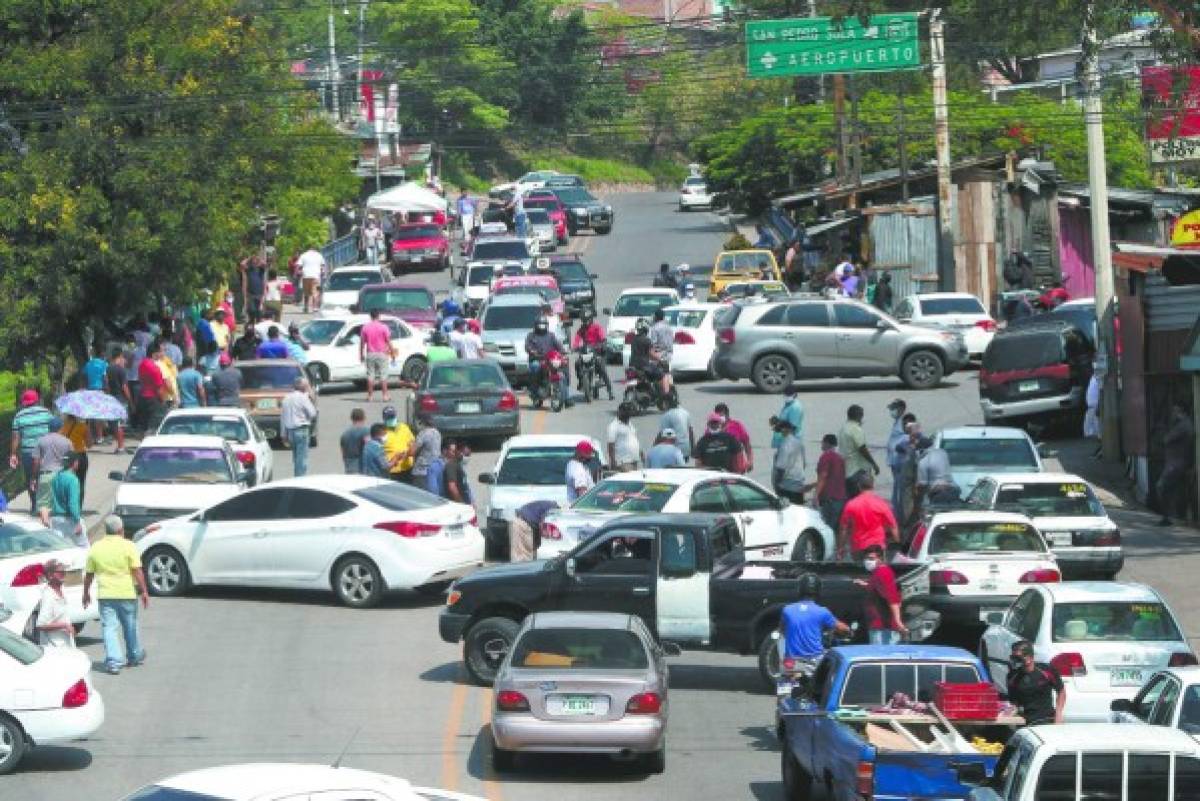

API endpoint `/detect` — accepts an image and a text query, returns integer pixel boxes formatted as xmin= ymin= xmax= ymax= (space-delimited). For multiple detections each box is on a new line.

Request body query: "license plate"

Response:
xmin=262 ymin=428 xmax=278 ymax=440
xmin=255 ymin=398 xmax=279 ymax=410
xmin=446 ymin=525 xmax=464 ymax=539
xmin=1110 ymin=668 xmax=1145 ymax=687
xmin=979 ymin=580 xmax=998 ymax=592
xmin=1048 ymin=532 xmax=1073 ymax=547
xmin=1018 ymin=380 xmax=1039 ymax=392
xmin=412 ymin=256 xmax=423 ymax=263
xmin=64 ymin=569 xmax=82 ymax=587
xmin=550 ymin=695 xmax=606 ymax=716
xmin=777 ymin=681 xmax=797 ymax=697
xmin=456 ymin=401 xmax=481 ymax=413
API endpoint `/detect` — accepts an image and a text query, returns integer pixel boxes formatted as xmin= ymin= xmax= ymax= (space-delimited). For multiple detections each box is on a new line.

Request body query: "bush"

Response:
xmin=724 ymin=233 xmax=752 ymax=250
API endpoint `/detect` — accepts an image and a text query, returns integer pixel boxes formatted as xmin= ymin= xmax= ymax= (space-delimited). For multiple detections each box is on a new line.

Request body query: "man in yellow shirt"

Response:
xmin=210 ymin=310 xmax=232 ymax=352
xmin=83 ymin=516 xmax=149 ymax=674
xmin=155 ymin=349 xmax=179 ymax=406
xmin=381 ymin=405 xmax=414 ymax=482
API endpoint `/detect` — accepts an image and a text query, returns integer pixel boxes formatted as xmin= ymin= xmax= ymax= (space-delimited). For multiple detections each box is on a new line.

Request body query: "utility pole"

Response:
xmin=850 ymin=74 xmax=862 ymax=188
xmin=930 ymin=9 xmax=956 ymax=291
xmin=357 ymin=0 xmax=367 ymax=116
xmin=1083 ymin=2 xmax=1119 ymax=460
xmin=834 ymin=74 xmax=848 ymax=184
xmin=899 ymin=88 xmax=909 ymax=201
xmin=328 ymin=0 xmax=341 ymax=120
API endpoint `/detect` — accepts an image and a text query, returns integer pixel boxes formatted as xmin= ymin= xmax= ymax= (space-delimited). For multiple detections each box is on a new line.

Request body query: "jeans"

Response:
xmin=19 ymin=451 xmax=36 ymax=510
xmin=50 ymin=515 xmax=87 ymax=548
xmin=868 ymin=629 xmax=902 ymax=645
xmin=288 ymin=426 xmax=310 ymax=476
xmin=343 ymin=457 xmax=361 ymax=475
xmin=99 ymin=599 xmax=144 ymax=670
xmin=890 ymin=465 xmax=903 ymax=514
xmin=365 ymin=242 xmax=381 ymax=265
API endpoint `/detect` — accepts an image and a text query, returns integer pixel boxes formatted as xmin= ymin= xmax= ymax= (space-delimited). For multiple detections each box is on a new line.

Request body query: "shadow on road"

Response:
xmin=10 ymin=745 xmax=93 ymax=774
xmin=179 ymin=585 xmax=447 ymax=610
xmin=667 ymin=662 xmax=765 ymax=694
xmin=749 ymin=779 xmax=785 ymax=801
xmin=740 ymin=725 xmax=781 ymax=753
xmin=468 ymin=724 xmax=654 ymax=783
xmin=418 ymin=661 xmax=469 ymax=685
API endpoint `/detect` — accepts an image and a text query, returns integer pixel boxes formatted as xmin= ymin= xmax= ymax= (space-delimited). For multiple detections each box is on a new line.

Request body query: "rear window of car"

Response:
xmin=685 ymin=177 xmax=706 ymax=186
xmin=612 ymin=294 xmax=675 ymax=317
xmin=552 ymin=261 xmax=589 ymax=282
xmin=941 ymin=436 xmax=1038 ymax=470
xmin=300 ymin=319 xmax=345 ymax=345
xmin=982 ymin=332 xmax=1066 ymax=371
xmin=573 ymin=480 xmax=675 ymax=512
xmin=239 ymin=364 xmax=302 ymax=389
xmin=120 ymin=788 xmax=227 ymax=801
xmin=472 ymin=241 xmax=529 ymax=261
xmin=928 ymin=521 xmax=1045 ymax=554
xmin=1052 ymin=602 xmax=1183 ymax=642
xmin=666 ymin=309 xmax=708 ymax=328
xmin=995 ymin=481 xmax=1106 ymax=518
xmin=360 ymin=287 xmax=434 ymax=312
xmin=0 ymin=627 xmax=42 ymax=666
xmin=467 ymin=265 xmax=496 ymax=287
xmin=394 ymin=225 xmax=442 ymax=240
xmin=0 ymin=523 xmax=69 ymax=558
xmin=919 ymin=297 xmax=986 ymax=315
xmin=497 ymin=447 xmax=576 ymax=486
xmin=159 ymin=416 xmax=251 ymax=443
xmin=716 ymin=252 xmax=774 ymax=273
xmin=428 ymin=362 xmax=506 ymax=389
xmin=327 ymin=271 xmax=381 ymax=291
xmin=352 ymin=482 xmax=443 ymax=511
xmin=841 ymin=661 xmax=982 ymax=706
xmin=511 ymin=627 xmax=649 ymax=670
xmin=126 ymin=447 xmax=232 ymax=484
xmin=483 ymin=304 xmax=540 ymax=330
xmin=525 ymin=209 xmax=550 ymax=224
xmin=495 ymin=284 xmax=560 ymax=301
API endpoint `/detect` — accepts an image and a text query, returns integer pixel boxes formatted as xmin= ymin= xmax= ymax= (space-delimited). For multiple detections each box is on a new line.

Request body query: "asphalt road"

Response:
xmin=11 ymin=192 xmax=1197 ymax=801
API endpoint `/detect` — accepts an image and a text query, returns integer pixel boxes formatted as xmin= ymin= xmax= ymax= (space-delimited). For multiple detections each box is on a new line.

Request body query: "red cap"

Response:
xmin=19 ymin=389 xmax=38 ymax=407
xmin=219 ymin=352 xmax=232 ymax=367
xmin=575 ymin=440 xmax=595 ymax=457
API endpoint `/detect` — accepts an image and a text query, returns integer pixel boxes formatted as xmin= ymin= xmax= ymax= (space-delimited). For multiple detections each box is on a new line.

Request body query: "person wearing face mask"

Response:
xmin=885 ymin=399 xmax=907 ymax=512
xmin=34 ymin=558 xmax=76 ymax=647
xmin=853 ymin=544 xmax=907 ymax=644
xmin=773 ymin=387 xmax=805 ymax=456
xmin=1005 ymin=640 xmax=1065 ymax=725
xmin=837 ymin=471 xmax=899 ymax=561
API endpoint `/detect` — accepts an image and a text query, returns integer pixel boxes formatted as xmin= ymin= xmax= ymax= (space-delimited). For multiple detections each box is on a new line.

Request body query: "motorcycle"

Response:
xmin=576 ymin=343 xmax=603 ymax=404
xmin=622 ymin=365 xmax=677 ymax=413
xmin=528 ymin=353 xmax=567 ymax=412
xmin=771 ymin=623 xmax=859 ymax=739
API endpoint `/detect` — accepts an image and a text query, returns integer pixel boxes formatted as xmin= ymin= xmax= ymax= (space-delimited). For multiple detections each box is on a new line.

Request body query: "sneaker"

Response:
xmin=102 ymin=664 xmax=121 ymax=675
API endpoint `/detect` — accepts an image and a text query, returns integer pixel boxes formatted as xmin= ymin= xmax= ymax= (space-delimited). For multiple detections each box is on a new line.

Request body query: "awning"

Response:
xmin=365 ymin=181 xmax=448 ymax=213
xmin=802 ymin=217 xmax=856 ymax=237
xmin=1112 ymin=241 xmax=1200 ymax=284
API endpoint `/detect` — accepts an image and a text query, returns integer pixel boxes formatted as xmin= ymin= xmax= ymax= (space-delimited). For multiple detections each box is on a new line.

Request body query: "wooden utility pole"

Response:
xmin=899 ymin=87 xmax=909 ymax=201
xmin=834 ymin=74 xmax=848 ymax=184
xmin=850 ymin=74 xmax=862 ymax=187
xmin=930 ymin=9 xmax=955 ymax=290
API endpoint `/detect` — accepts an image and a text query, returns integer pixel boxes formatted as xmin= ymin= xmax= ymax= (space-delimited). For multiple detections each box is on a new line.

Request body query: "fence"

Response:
xmin=321 ymin=233 xmax=360 ymax=270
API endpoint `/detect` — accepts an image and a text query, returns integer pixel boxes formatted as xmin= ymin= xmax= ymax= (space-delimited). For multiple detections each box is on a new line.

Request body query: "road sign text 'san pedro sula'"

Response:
xmin=746 ymin=13 xmax=920 ymax=79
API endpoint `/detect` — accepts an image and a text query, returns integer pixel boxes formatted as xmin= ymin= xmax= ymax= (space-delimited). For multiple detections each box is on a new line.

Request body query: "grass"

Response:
xmin=522 ymin=151 xmax=656 ymax=185
xmin=442 ymin=145 xmax=690 ymax=193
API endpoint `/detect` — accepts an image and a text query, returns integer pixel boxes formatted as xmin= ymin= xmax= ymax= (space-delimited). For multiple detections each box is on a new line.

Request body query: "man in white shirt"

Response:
xmin=565 ymin=441 xmax=596 ymax=502
xmin=449 ymin=318 xmax=484 ymax=359
xmin=833 ymin=253 xmax=854 ymax=280
xmin=606 ymin=402 xmax=643 ymax=472
xmin=298 ymin=247 xmax=326 ymax=313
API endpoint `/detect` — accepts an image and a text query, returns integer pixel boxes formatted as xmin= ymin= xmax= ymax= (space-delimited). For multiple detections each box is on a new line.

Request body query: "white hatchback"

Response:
xmin=679 ymin=176 xmax=713 ymax=210
xmin=893 ymin=292 xmax=997 ymax=358
xmin=134 ymin=475 xmax=485 ymax=607
xmin=621 ymin=303 xmax=721 ymax=378
xmin=300 ymin=313 xmax=428 ymax=387
xmin=157 ymin=408 xmax=275 ymax=487
xmin=980 ymin=582 xmax=1197 ymax=722
xmin=0 ymin=519 xmax=98 ymax=637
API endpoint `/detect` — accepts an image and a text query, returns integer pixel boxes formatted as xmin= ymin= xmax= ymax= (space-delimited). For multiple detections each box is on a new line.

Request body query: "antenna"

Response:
xmin=331 ymin=726 xmax=361 ymax=769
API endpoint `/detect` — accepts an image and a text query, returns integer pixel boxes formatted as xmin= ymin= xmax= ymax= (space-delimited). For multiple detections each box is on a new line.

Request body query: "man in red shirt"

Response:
xmin=809 ymin=433 xmax=848 ymax=531
xmin=714 ymin=403 xmax=752 ymax=473
xmin=837 ymin=471 xmax=899 ymax=561
xmin=136 ymin=340 xmax=169 ymax=433
xmin=855 ymin=544 xmax=907 ymax=644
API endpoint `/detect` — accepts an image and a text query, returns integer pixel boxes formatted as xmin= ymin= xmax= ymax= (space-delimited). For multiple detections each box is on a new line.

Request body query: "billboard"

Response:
xmin=1143 ymin=65 xmax=1200 ymax=164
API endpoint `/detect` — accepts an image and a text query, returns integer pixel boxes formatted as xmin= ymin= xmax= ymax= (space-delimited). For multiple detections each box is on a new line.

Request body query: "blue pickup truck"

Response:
xmin=779 ymin=645 xmax=1020 ymax=801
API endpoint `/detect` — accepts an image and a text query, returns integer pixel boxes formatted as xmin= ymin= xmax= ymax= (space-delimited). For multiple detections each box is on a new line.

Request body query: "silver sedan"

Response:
xmin=490 ymin=611 xmax=668 ymax=773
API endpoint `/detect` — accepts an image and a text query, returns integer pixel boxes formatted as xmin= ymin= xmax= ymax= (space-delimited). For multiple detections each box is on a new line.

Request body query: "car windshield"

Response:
xmin=483 ymin=305 xmax=540 ymax=330
xmin=238 ymin=364 xmax=302 ymax=389
xmin=353 ymin=482 xmax=443 ymax=511
xmin=467 ymin=266 xmax=496 ymax=287
xmin=299 ymin=319 xmax=346 ymax=345
xmin=613 ymin=294 xmax=675 ymax=317
xmin=522 ymin=197 xmax=559 ymax=211
xmin=495 ymin=285 xmax=560 ymax=301
xmin=685 ymin=177 xmax=706 ymax=186
xmin=0 ymin=627 xmax=42 ymax=666
xmin=472 ymin=241 xmax=529 ymax=261
xmin=983 ymin=333 xmax=1066 ymax=371
xmin=554 ymin=188 xmax=595 ymax=205
xmin=327 ymin=271 xmax=379 ymax=291
xmin=1052 ymin=602 xmax=1183 ymax=642
xmin=552 ymin=261 xmax=588 ymax=282
xmin=360 ymin=288 xmax=433 ymax=312
xmin=995 ymin=481 xmax=1106 ymax=517
xmin=941 ymin=437 xmax=1038 ymax=471
xmin=126 ymin=447 xmax=232 ymax=484
xmin=525 ymin=209 xmax=551 ymax=224
xmin=716 ymin=252 xmax=774 ymax=274
xmin=920 ymin=297 xmax=986 ymax=315
xmin=573 ymin=480 xmax=675 ymax=512
xmin=0 ymin=522 xmax=70 ymax=558
xmin=929 ymin=521 xmax=1045 ymax=554
xmin=511 ymin=627 xmax=649 ymax=670
xmin=394 ymin=225 xmax=441 ymax=240
xmin=497 ymin=447 xmax=576 ymax=485
xmin=666 ymin=308 xmax=708 ymax=328
xmin=428 ymin=362 xmax=505 ymax=389
xmin=159 ymin=416 xmax=251 ymax=443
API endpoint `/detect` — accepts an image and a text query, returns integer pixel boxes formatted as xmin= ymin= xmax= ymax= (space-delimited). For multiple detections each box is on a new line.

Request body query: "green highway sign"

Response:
xmin=746 ymin=13 xmax=921 ymax=79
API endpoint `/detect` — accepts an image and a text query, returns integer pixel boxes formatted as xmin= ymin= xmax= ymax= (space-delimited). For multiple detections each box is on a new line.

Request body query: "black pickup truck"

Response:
xmin=439 ymin=513 xmax=936 ymax=687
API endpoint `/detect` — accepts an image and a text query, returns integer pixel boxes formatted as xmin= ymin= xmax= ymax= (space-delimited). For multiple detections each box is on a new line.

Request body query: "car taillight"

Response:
xmin=1074 ymin=529 xmax=1120 ymax=547
xmin=541 ymin=522 xmax=562 ymax=541
xmin=718 ymin=328 xmax=735 ymax=345
xmin=674 ymin=331 xmax=696 ymax=345
xmin=626 ymin=692 xmax=663 ymax=714
xmin=1050 ymin=652 xmax=1087 ymax=677
xmin=1019 ymin=569 xmax=1061 ymax=583
xmin=624 ymin=332 xmax=634 ymax=344
xmin=975 ymin=319 xmax=997 ymax=332
xmin=419 ymin=394 xmax=438 ymax=412
xmin=62 ymin=679 xmax=89 ymax=709
xmin=856 ymin=760 xmax=875 ymax=797
xmin=1170 ymin=652 xmax=1199 ymax=667
xmin=496 ymin=690 xmax=530 ymax=712
xmin=11 ymin=563 xmax=44 ymax=587
xmin=374 ymin=521 xmax=442 ymax=538
xmin=497 ymin=391 xmax=517 ymax=411
xmin=446 ymin=590 xmax=462 ymax=607
xmin=236 ymin=450 xmax=256 ymax=467
xmin=929 ymin=569 xmax=969 ymax=587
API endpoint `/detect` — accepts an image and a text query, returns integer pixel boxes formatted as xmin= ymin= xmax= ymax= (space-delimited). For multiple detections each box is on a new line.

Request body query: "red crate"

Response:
xmin=933 ymin=682 xmax=1000 ymax=721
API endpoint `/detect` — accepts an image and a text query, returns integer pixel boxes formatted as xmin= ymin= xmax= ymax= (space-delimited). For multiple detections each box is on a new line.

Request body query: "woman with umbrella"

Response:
xmin=60 ymin=413 xmax=91 ymax=505
xmin=54 ymin=389 xmax=128 ymax=504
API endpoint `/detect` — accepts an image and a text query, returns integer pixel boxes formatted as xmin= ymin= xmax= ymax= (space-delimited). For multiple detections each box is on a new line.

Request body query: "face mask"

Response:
xmin=890 ymin=409 xmax=901 ymax=419
xmin=1009 ymin=655 xmax=1025 ymax=670
xmin=863 ymin=559 xmax=879 ymax=571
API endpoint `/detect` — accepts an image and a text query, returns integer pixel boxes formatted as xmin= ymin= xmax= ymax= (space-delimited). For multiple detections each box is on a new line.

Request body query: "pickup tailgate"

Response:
xmin=872 ymin=750 xmax=997 ymax=801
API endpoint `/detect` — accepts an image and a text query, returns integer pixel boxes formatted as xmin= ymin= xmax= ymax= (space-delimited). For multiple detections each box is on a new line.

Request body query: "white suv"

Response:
xmin=932 ymin=426 xmax=1043 ymax=497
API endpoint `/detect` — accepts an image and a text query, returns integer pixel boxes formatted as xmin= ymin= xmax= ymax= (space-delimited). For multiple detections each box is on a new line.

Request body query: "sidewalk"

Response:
xmin=7 ymin=444 xmax=134 ymax=544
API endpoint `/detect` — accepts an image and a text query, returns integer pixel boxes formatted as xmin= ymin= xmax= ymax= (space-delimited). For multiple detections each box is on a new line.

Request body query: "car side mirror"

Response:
xmin=108 ymin=470 xmax=124 ymax=481
xmin=478 ymin=472 xmax=495 ymax=484
xmin=1036 ymin=442 xmax=1049 ymax=458
xmin=1111 ymin=698 xmax=1134 ymax=713
xmin=875 ymin=318 xmax=891 ymax=330
xmin=565 ymin=557 xmax=576 ymax=578
xmin=660 ymin=641 xmax=683 ymax=657
xmin=952 ymin=762 xmax=989 ymax=787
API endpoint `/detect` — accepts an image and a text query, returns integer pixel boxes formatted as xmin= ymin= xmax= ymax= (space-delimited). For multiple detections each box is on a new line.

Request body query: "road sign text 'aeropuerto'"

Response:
xmin=746 ymin=13 xmax=920 ymax=78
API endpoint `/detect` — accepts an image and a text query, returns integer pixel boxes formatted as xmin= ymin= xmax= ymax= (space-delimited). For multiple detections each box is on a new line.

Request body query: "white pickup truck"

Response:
xmin=964 ymin=723 xmax=1200 ymax=801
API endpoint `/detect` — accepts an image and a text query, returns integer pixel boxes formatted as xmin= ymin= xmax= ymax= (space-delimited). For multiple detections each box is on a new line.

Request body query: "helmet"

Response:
xmin=797 ymin=573 xmax=821 ymax=600
xmin=440 ymin=298 xmax=462 ymax=317
xmin=534 ymin=317 xmax=549 ymax=332
xmin=635 ymin=318 xmax=650 ymax=335
xmin=431 ymin=330 xmax=449 ymax=346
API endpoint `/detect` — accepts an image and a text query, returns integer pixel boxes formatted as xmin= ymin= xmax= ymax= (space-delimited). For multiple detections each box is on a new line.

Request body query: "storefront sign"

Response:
xmin=1171 ymin=209 xmax=1200 ymax=248
xmin=745 ymin=13 xmax=920 ymax=79
xmin=1143 ymin=66 xmax=1200 ymax=164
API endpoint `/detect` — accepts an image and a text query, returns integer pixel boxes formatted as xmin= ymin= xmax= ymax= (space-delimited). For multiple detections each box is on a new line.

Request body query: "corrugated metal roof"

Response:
xmin=1144 ymin=273 xmax=1200 ymax=332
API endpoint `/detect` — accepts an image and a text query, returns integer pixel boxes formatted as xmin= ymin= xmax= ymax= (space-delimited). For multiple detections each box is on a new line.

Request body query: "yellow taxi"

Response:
xmin=708 ymin=249 xmax=781 ymax=299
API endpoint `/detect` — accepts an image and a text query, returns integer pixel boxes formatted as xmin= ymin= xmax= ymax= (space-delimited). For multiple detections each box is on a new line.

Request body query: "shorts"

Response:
xmin=302 ymin=277 xmax=318 ymax=299
xmin=35 ymin=471 xmax=55 ymax=510
xmin=364 ymin=352 xmax=390 ymax=381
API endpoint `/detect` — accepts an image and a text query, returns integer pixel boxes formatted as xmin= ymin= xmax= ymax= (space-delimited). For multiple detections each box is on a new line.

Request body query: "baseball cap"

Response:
xmin=660 ymin=428 xmax=677 ymax=439
xmin=218 ymin=352 xmax=232 ymax=367
xmin=706 ymin=412 xmax=724 ymax=427
xmin=382 ymin=405 xmax=398 ymax=420
xmin=19 ymin=389 xmax=38 ymax=407
xmin=575 ymin=440 xmax=595 ymax=457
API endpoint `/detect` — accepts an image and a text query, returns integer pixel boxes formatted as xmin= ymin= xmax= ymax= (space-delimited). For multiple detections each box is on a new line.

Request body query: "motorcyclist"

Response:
xmin=652 ymin=262 xmax=677 ymax=289
xmin=439 ymin=298 xmax=463 ymax=334
xmin=524 ymin=317 xmax=570 ymax=406
xmin=777 ymin=574 xmax=851 ymax=674
xmin=648 ymin=308 xmax=674 ymax=399
xmin=570 ymin=310 xmax=614 ymax=401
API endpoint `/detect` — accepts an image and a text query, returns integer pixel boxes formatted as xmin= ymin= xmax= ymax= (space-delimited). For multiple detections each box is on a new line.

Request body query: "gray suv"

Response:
xmin=713 ymin=297 xmax=969 ymax=392
xmin=480 ymin=295 xmax=566 ymax=386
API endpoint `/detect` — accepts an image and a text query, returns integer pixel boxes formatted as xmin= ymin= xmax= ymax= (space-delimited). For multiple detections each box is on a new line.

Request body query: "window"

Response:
xmin=159 ymin=416 xmax=251 ymax=444
xmin=299 ymin=318 xmax=346 ymax=345
xmin=1007 ymin=591 xmax=1034 ymax=634
xmin=660 ymin=529 xmax=697 ymax=576
xmin=359 ymin=288 xmax=434 ymax=312
xmin=468 ymin=266 xmax=497 ymax=287
xmin=689 ymin=482 xmax=729 ymax=513
xmin=510 ymin=628 xmax=650 ymax=670
xmin=205 ymin=488 xmax=288 ymax=522
xmin=126 ymin=447 xmax=233 ymax=484
xmin=709 ymin=523 xmax=742 ymax=562
xmin=393 ymin=225 xmax=442 ymax=240
xmin=919 ymin=297 xmax=986 ymax=315
xmin=0 ymin=627 xmax=42 ymax=666
xmin=1179 ymin=686 xmax=1200 ymax=734
xmin=122 ymin=788 xmax=227 ymax=801
xmin=1051 ymin=602 xmax=1183 ymax=643
xmin=574 ymin=480 xmax=675 ymax=513
xmin=1129 ymin=754 xmax=1171 ymax=801
xmin=574 ymin=532 xmax=653 ymax=577
xmin=1175 ymin=757 xmax=1200 ymax=801
xmin=238 ymin=364 xmax=303 ymax=390
xmin=964 ymin=480 xmax=995 ymax=508
xmin=1079 ymin=753 xmax=1121 ymax=801
xmin=282 ymin=489 xmax=357 ymax=519
xmin=841 ymin=664 xmax=884 ymax=706
xmin=352 ymin=483 xmax=443 ymax=511
xmin=387 ymin=320 xmax=409 ymax=339
xmin=755 ymin=305 xmax=786 ymax=326
xmin=612 ymin=294 xmax=675 ymax=317
xmin=834 ymin=304 xmax=880 ymax=329
xmin=928 ymin=522 xmax=1044 ymax=555
xmin=428 ymin=363 xmax=505 ymax=389
xmin=1019 ymin=593 xmax=1044 ymax=642
xmin=482 ymin=304 xmax=540 ymax=330
xmin=326 ymin=270 xmax=382 ymax=291
xmin=666 ymin=309 xmax=708 ymax=329
xmin=786 ymin=303 xmax=830 ymax=327
xmin=1151 ymin=679 xmax=1182 ymax=726
xmin=0 ymin=523 xmax=70 ymax=558
xmin=1033 ymin=753 xmax=1076 ymax=801
xmin=724 ymin=479 xmax=776 ymax=512
xmin=982 ymin=332 xmax=1066 ymax=372
xmin=497 ymin=447 xmax=577 ymax=486
xmin=1133 ymin=675 xmax=1172 ymax=721
xmin=893 ymin=298 xmax=914 ymax=320
xmin=841 ymin=661 xmax=982 ymax=706
xmin=995 ymin=482 xmax=1106 ymax=518
xmin=941 ymin=437 xmax=1039 ymax=471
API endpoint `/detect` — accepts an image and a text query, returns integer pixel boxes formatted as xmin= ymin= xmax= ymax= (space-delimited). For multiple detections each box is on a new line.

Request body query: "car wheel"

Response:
xmin=781 ymin=748 xmax=813 ymax=801
xmin=464 ymin=616 xmax=521 ymax=686
xmin=707 ymin=354 xmax=719 ymax=380
xmin=900 ymin=350 xmax=944 ymax=390
xmin=402 ymin=356 xmax=427 ymax=384
xmin=790 ymin=530 xmax=823 ymax=563
xmin=596 ymin=226 xmax=612 ymax=235
xmin=0 ymin=714 xmax=26 ymax=776
xmin=756 ymin=631 xmax=782 ymax=692
xmin=751 ymin=354 xmax=795 ymax=394
xmin=308 ymin=362 xmax=330 ymax=387
xmin=332 ymin=555 xmax=385 ymax=608
xmin=643 ymin=743 xmax=666 ymax=774
xmin=144 ymin=546 xmax=190 ymax=597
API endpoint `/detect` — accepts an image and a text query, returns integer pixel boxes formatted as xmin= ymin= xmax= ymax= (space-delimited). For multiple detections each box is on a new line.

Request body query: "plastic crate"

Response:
xmin=933 ymin=682 xmax=1000 ymax=721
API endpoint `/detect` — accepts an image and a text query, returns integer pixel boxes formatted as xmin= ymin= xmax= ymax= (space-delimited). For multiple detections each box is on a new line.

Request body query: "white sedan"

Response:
xmin=0 ymin=628 xmax=104 ymax=775
xmin=157 ymin=408 xmax=275 ymax=487
xmin=678 ymin=176 xmax=713 ymax=210
xmin=980 ymin=581 xmax=1196 ymax=722
xmin=134 ymin=475 xmax=485 ymax=607
xmin=0 ymin=519 xmax=97 ymax=637
xmin=892 ymin=292 xmax=996 ymax=358
xmin=118 ymin=763 xmax=489 ymax=801
xmin=539 ymin=469 xmax=834 ymax=561
xmin=621 ymin=303 xmax=720 ymax=378
xmin=603 ymin=287 xmax=680 ymax=360
xmin=320 ymin=264 xmax=390 ymax=314
xmin=300 ymin=313 xmax=428 ymax=387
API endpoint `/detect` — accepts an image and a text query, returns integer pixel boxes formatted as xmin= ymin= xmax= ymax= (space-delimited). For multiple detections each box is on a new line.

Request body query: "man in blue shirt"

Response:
xmin=778 ymin=574 xmax=850 ymax=666
xmin=176 ymin=358 xmax=207 ymax=408
xmin=256 ymin=326 xmax=290 ymax=359
xmin=361 ymin=424 xmax=392 ymax=478
xmin=83 ymin=350 xmax=108 ymax=391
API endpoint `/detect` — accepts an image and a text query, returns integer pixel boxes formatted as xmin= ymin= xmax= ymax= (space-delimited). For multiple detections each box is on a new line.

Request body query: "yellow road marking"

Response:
xmin=479 ymin=688 xmax=504 ymax=801
xmin=440 ymin=678 xmax=470 ymax=791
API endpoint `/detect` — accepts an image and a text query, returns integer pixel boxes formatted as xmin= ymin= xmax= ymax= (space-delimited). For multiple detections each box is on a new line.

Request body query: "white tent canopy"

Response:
xmin=366 ymin=181 xmax=448 ymax=214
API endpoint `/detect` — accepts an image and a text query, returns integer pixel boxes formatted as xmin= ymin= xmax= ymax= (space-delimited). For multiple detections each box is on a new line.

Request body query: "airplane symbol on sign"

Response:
xmin=760 ymin=51 xmax=777 ymax=70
